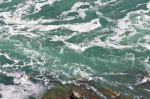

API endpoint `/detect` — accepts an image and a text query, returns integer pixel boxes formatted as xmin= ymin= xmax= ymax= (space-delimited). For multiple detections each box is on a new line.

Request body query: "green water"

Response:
xmin=0 ymin=0 xmax=150 ymax=98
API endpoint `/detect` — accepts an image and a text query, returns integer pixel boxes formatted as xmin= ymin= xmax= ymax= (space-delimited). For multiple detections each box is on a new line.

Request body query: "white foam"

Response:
xmin=140 ymin=44 xmax=150 ymax=50
xmin=144 ymin=89 xmax=150 ymax=92
xmin=0 ymin=0 xmax=57 ymax=39
xmin=0 ymin=53 xmax=19 ymax=64
xmin=73 ymin=67 xmax=93 ymax=81
xmin=119 ymin=9 xmax=150 ymax=30
xmin=0 ymin=0 xmax=12 ymax=4
xmin=147 ymin=1 xmax=150 ymax=9
xmin=91 ymin=38 xmax=132 ymax=49
xmin=34 ymin=0 xmax=58 ymax=12
xmin=59 ymin=36 xmax=132 ymax=52
xmin=94 ymin=0 xmax=118 ymax=7
xmin=105 ymin=8 xmax=150 ymax=50
xmin=71 ymin=2 xmax=90 ymax=19
xmin=0 ymin=0 xmax=101 ymax=41
xmin=0 ymin=72 xmax=43 ymax=99
xmin=110 ymin=14 xmax=135 ymax=43
xmin=64 ymin=19 xmax=100 ymax=32
xmin=40 ymin=18 xmax=101 ymax=32
xmin=0 ymin=11 xmax=39 ymax=38
xmin=102 ymin=72 xmax=128 ymax=76
xmin=71 ymin=2 xmax=88 ymax=10
xmin=60 ymin=1 xmax=90 ymax=19
xmin=2 ymin=0 xmax=148 ymax=54
xmin=143 ymin=35 xmax=150 ymax=43
xmin=64 ymin=41 xmax=90 ymax=52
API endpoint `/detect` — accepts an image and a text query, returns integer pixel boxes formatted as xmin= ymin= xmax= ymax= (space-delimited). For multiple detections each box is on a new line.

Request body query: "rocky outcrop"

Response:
xmin=40 ymin=84 xmax=132 ymax=99
xmin=40 ymin=85 xmax=100 ymax=99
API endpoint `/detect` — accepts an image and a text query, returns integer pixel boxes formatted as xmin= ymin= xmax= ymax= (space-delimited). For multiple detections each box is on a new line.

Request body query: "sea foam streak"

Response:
xmin=39 ymin=18 xmax=101 ymax=32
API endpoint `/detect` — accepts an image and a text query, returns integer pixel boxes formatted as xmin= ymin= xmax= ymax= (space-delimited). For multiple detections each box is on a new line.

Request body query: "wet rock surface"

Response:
xmin=40 ymin=85 xmax=100 ymax=99
xmin=40 ymin=84 xmax=133 ymax=99
xmin=39 ymin=69 xmax=150 ymax=99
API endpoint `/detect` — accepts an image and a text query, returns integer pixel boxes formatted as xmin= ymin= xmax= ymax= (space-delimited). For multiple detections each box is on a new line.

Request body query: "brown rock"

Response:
xmin=40 ymin=86 xmax=70 ymax=99
xmin=40 ymin=85 xmax=100 ymax=99
xmin=40 ymin=84 xmax=132 ymax=99
xmin=100 ymin=87 xmax=120 ymax=98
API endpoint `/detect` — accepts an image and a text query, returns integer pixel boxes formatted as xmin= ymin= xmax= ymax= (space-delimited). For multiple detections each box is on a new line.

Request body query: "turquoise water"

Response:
xmin=0 ymin=0 xmax=150 ymax=98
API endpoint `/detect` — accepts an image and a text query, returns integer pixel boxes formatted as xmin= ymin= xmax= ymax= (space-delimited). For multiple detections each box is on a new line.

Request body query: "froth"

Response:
xmin=0 ymin=0 xmax=12 ymax=4
xmin=40 ymin=18 xmax=101 ymax=32
xmin=73 ymin=67 xmax=93 ymax=81
xmin=0 ymin=72 xmax=43 ymax=99
xmin=147 ymin=1 xmax=150 ymax=9
xmin=34 ymin=0 xmax=58 ymax=12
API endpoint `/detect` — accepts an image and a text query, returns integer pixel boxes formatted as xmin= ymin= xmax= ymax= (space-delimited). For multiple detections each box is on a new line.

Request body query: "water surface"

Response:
xmin=0 ymin=0 xmax=150 ymax=98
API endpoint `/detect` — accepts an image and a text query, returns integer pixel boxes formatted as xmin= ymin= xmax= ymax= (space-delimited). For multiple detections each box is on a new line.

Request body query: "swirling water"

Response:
xmin=0 ymin=0 xmax=150 ymax=99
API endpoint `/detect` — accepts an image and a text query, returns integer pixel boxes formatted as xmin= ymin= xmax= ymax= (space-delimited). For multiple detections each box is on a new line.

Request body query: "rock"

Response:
xmin=40 ymin=86 xmax=70 ymax=99
xmin=118 ymin=95 xmax=132 ymax=99
xmin=40 ymin=85 xmax=100 ymax=99
xmin=70 ymin=86 xmax=100 ymax=99
xmin=137 ymin=76 xmax=150 ymax=86
xmin=98 ymin=87 xmax=133 ymax=99
xmin=40 ymin=83 xmax=133 ymax=99
xmin=100 ymin=87 xmax=120 ymax=98
xmin=72 ymin=91 xmax=81 ymax=98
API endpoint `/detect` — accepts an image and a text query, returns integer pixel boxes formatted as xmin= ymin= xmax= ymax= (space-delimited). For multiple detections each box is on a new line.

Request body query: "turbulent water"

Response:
xmin=0 ymin=0 xmax=150 ymax=99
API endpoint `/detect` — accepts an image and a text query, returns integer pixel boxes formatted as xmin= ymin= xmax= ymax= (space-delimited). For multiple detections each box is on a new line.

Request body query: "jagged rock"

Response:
xmin=100 ymin=87 xmax=120 ymax=98
xmin=97 ymin=87 xmax=133 ymax=99
xmin=72 ymin=91 xmax=81 ymax=98
xmin=40 ymin=84 xmax=132 ymax=99
xmin=137 ymin=76 xmax=150 ymax=86
xmin=40 ymin=85 xmax=100 ymax=99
